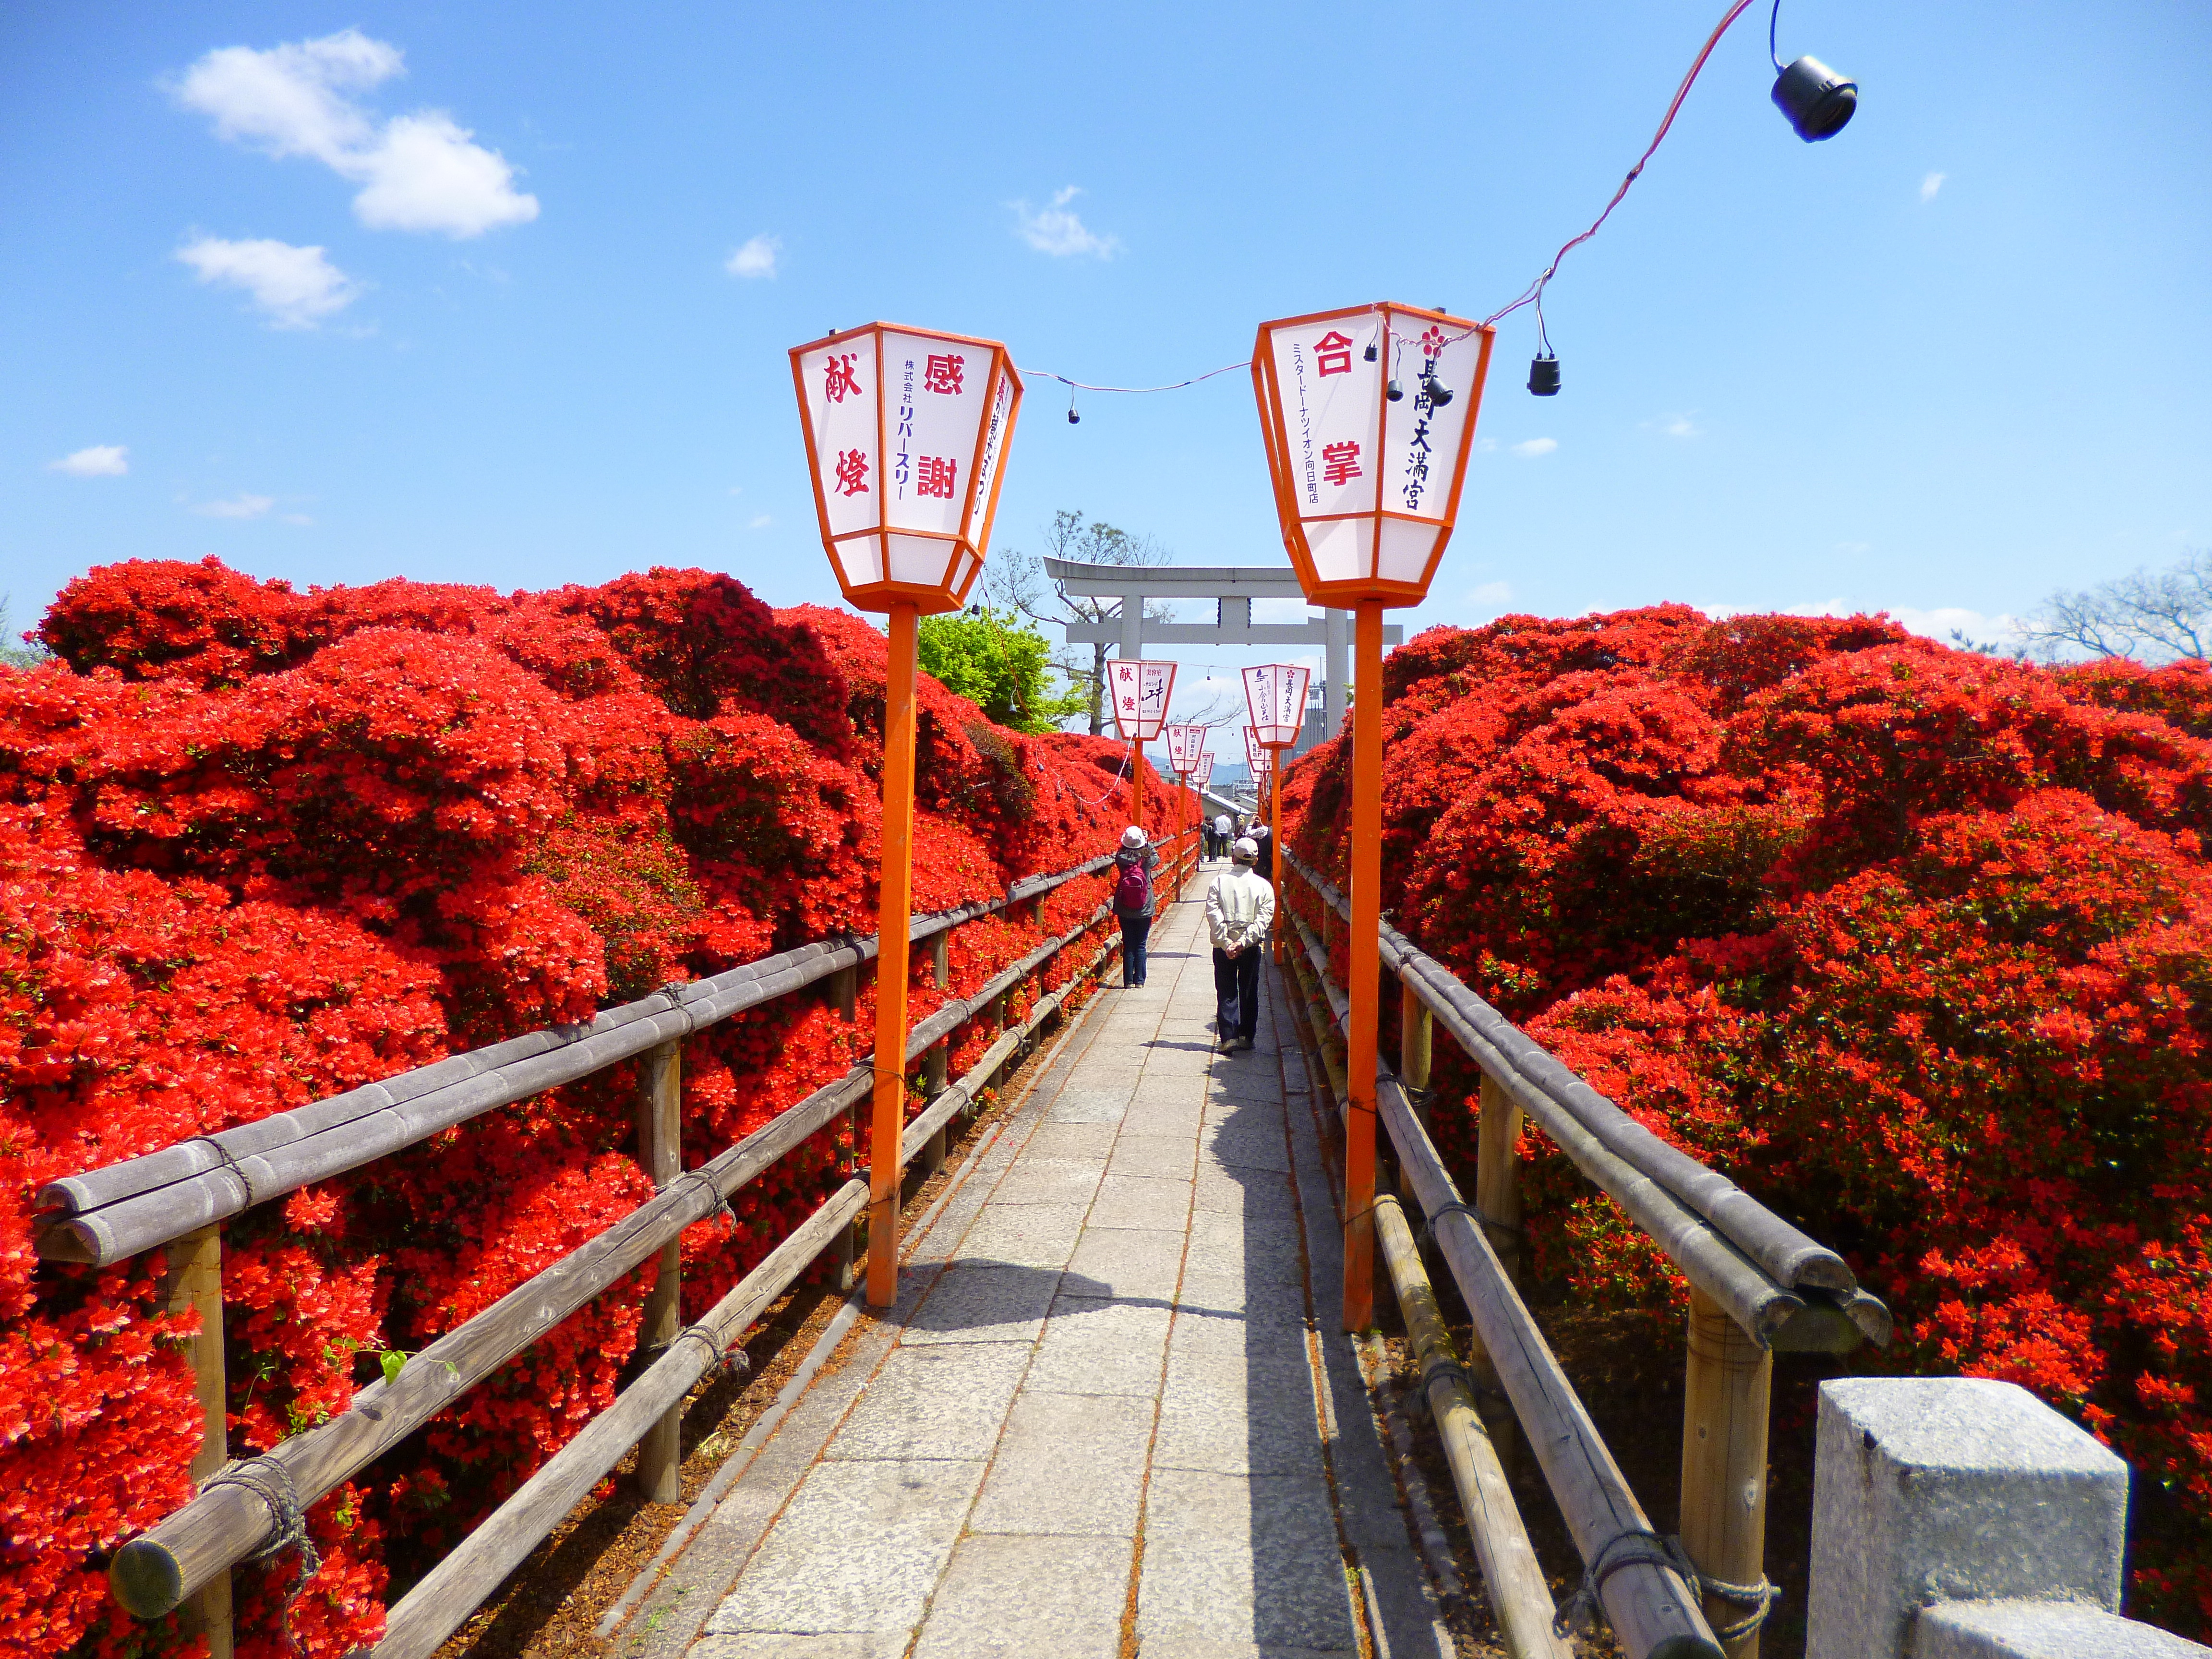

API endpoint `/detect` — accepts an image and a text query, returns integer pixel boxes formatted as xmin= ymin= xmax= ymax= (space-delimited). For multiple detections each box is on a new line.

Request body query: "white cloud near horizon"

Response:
xmin=1011 ymin=186 xmax=1120 ymax=259
xmin=176 ymin=236 xmax=361 ymax=327
xmin=1467 ymin=580 xmax=1513 ymax=610
xmin=1703 ymin=597 xmax=2020 ymax=646
xmin=1509 ymin=437 xmax=1558 ymax=458
xmin=726 ymin=235 xmax=781 ymax=278
xmin=173 ymin=29 xmax=538 ymax=238
xmin=48 ymin=445 xmax=129 ymax=477
xmin=1921 ymin=171 xmax=1947 ymax=202
xmin=192 ymin=493 xmax=275 ymax=519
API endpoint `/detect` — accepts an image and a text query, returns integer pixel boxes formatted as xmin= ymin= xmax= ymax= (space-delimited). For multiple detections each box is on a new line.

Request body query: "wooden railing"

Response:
xmin=1277 ymin=845 xmax=1886 ymax=1659
xmin=50 ymin=830 xmax=1200 ymax=1659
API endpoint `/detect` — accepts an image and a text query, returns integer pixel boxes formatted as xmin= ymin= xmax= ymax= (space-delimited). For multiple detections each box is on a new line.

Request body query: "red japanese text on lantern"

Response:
xmin=835 ymin=449 xmax=871 ymax=496
xmin=1322 ymin=440 xmax=1363 ymax=486
xmin=924 ymin=354 xmax=965 ymax=396
xmin=824 ymin=352 xmax=863 ymax=404
xmin=916 ymin=456 xmax=958 ymax=500
xmin=1315 ymin=331 xmax=1355 ymax=376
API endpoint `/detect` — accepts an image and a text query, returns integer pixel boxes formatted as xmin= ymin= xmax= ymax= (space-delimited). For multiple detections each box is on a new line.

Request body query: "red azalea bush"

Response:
xmin=0 ymin=559 xmax=1171 ymax=1658
xmin=1284 ymin=608 xmax=2212 ymax=1633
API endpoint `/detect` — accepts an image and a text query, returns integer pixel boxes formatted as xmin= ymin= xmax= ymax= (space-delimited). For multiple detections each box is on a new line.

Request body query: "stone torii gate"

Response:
xmin=1041 ymin=556 xmax=1403 ymax=742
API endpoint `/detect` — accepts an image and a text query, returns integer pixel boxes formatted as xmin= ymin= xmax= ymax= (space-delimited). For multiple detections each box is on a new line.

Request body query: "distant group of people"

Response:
xmin=1202 ymin=811 xmax=1271 ymax=875
xmin=1109 ymin=812 xmax=1276 ymax=1052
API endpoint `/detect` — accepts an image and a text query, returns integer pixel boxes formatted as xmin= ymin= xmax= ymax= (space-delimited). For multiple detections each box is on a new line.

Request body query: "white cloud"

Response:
xmin=1921 ymin=171 xmax=1946 ymax=203
xmin=191 ymin=493 xmax=274 ymax=519
xmin=1476 ymin=436 xmax=1498 ymax=453
xmin=1467 ymin=580 xmax=1513 ymax=609
xmin=282 ymin=513 xmax=314 ymax=526
xmin=1651 ymin=412 xmax=1702 ymax=439
xmin=1509 ymin=437 xmax=1558 ymax=458
xmin=176 ymin=236 xmax=361 ymax=327
xmin=726 ymin=234 xmax=781 ymax=278
xmin=172 ymin=29 xmax=538 ymax=238
xmin=48 ymin=445 xmax=129 ymax=477
xmin=1011 ymin=186 xmax=1121 ymax=259
xmin=1702 ymin=597 xmax=2020 ymax=647
xmin=747 ymin=514 xmax=772 ymax=530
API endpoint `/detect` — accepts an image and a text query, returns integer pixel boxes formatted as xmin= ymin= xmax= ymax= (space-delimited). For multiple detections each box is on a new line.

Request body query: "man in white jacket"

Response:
xmin=1206 ymin=837 xmax=1276 ymax=1052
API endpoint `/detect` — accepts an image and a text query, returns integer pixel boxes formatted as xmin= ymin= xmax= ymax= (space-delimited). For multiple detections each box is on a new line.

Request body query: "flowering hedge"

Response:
xmin=0 ymin=558 xmax=1174 ymax=1658
xmin=1282 ymin=607 xmax=2212 ymax=1635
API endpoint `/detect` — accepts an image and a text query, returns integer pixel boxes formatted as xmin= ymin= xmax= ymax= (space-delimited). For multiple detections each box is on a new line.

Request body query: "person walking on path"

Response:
xmin=1210 ymin=812 xmax=1232 ymax=860
xmin=1248 ymin=819 xmax=1274 ymax=878
xmin=1111 ymin=825 xmax=1161 ymax=988
xmin=1206 ymin=836 xmax=1276 ymax=1050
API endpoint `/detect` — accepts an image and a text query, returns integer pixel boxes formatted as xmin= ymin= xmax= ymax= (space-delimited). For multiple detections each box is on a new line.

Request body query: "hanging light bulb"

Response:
xmin=1067 ymin=386 xmax=1081 ymax=425
xmin=1420 ymin=374 xmax=1454 ymax=408
xmin=1362 ymin=342 xmax=1378 ymax=362
xmin=1528 ymin=354 xmax=1561 ymax=396
xmin=1386 ymin=378 xmax=1404 ymax=402
xmin=1772 ymin=54 xmax=1856 ymax=140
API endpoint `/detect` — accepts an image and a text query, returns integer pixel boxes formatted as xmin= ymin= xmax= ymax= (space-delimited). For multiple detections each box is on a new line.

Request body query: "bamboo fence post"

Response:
xmin=830 ymin=962 xmax=856 ymax=1022
xmin=1470 ymin=1069 xmax=1526 ymax=1466
xmin=931 ymin=932 xmax=950 ymax=991
xmin=831 ymin=961 xmax=860 ymax=1279
xmin=161 ymin=1224 xmax=231 ymax=1659
xmin=634 ymin=1038 xmax=683 ymax=1503
xmin=1399 ymin=978 xmax=1432 ymax=1133
xmin=921 ymin=1045 xmax=949 ymax=1175
xmin=1680 ymin=1287 xmax=1775 ymax=1658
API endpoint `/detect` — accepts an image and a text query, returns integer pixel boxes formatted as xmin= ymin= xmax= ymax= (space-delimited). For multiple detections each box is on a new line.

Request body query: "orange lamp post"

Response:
xmin=1251 ymin=301 xmax=1494 ymax=1329
xmin=791 ymin=322 xmax=1022 ymax=1307
xmin=1106 ymin=658 xmax=1176 ymax=836
xmin=1163 ymin=722 xmax=1206 ymax=854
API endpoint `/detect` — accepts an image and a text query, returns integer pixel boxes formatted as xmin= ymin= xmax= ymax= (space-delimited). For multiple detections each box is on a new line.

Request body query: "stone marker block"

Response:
xmin=1808 ymin=1377 xmax=2129 ymax=1659
xmin=1917 ymin=1599 xmax=2212 ymax=1657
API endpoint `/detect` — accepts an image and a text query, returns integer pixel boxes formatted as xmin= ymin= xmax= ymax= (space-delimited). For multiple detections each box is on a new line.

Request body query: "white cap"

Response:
xmin=1232 ymin=837 xmax=1260 ymax=862
xmin=1120 ymin=825 xmax=1147 ymax=848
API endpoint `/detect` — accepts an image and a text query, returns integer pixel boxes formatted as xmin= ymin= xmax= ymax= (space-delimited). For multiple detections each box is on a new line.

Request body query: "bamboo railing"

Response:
xmin=1278 ymin=844 xmax=1887 ymax=1659
xmin=58 ymin=830 xmax=1200 ymax=1659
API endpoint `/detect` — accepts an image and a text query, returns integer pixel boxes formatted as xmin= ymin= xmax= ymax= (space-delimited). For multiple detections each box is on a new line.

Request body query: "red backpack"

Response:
xmin=1115 ymin=857 xmax=1151 ymax=913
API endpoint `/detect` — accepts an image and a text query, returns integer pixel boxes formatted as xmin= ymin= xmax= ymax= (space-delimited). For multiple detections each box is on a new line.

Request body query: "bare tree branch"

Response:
xmin=2019 ymin=549 xmax=2212 ymax=663
xmin=984 ymin=510 xmax=1175 ymax=733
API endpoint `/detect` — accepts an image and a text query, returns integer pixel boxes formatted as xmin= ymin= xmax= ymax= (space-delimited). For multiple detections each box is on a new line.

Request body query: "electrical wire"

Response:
xmin=1482 ymin=0 xmax=1759 ymax=329
xmin=1017 ymin=360 xmax=1250 ymax=395
xmin=1769 ymin=0 xmax=1786 ymax=72
xmin=1013 ymin=0 xmax=1765 ymax=396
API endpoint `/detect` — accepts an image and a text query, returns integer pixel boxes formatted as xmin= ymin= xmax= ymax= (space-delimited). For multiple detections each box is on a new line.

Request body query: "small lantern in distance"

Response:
xmin=1106 ymin=659 xmax=1178 ymax=833
xmin=790 ymin=323 xmax=1022 ymax=614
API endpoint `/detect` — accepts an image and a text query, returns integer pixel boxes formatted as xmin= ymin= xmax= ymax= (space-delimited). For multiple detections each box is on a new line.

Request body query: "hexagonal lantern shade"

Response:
xmin=1250 ymin=303 xmax=1496 ymax=608
xmin=1241 ymin=664 xmax=1311 ymax=750
xmin=1243 ymin=725 xmax=1274 ymax=779
xmin=1106 ymin=660 xmax=1177 ymax=742
xmin=1193 ymin=752 xmax=1214 ymax=790
xmin=790 ymin=323 xmax=1022 ymax=615
xmin=1163 ymin=723 xmax=1207 ymax=775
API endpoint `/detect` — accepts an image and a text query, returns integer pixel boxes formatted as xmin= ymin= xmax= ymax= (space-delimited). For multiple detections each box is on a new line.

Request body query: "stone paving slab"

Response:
xmin=634 ymin=865 xmax=1445 ymax=1659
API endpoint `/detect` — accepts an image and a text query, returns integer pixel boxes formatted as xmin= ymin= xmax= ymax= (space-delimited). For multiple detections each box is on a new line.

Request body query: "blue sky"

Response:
xmin=4 ymin=1 xmax=2208 ymax=725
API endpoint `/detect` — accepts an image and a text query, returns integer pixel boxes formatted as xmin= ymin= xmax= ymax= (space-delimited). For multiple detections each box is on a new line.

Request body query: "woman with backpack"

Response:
xmin=1111 ymin=825 xmax=1160 ymax=987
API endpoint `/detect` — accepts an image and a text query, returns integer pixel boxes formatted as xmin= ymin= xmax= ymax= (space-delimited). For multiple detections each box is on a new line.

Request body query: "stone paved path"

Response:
xmin=619 ymin=864 xmax=1451 ymax=1659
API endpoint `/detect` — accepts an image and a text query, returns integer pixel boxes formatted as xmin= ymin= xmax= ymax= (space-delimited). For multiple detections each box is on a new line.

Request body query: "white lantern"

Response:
xmin=1163 ymin=722 xmax=1206 ymax=775
xmin=1240 ymin=664 xmax=1311 ymax=750
xmin=1243 ymin=725 xmax=1273 ymax=779
xmin=1106 ymin=659 xmax=1176 ymax=742
xmin=1194 ymin=752 xmax=1214 ymax=790
xmin=790 ymin=323 xmax=1022 ymax=614
xmin=1250 ymin=303 xmax=1495 ymax=607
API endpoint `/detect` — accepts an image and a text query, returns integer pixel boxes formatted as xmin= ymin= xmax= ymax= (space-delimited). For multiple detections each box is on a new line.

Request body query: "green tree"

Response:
xmin=916 ymin=606 xmax=1088 ymax=733
xmin=983 ymin=510 xmax=1173 ymax=734
xmin=0 ymin=595 xmax=47 ymax=669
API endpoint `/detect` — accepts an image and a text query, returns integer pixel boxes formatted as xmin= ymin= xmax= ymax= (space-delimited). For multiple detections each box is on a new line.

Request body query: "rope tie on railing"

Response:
xmin=1552 ymin=1528 xmax=1697 ymax=1640
xmin=670 ymin=1167 xmax=742 ymax=1237
xmin=667 ymin=1322 xmax=752 ymax=1378
xmin=186 ymin=1134 xmax=259 ymax=1208
xmin=1550 ymin=1527 xmax=1779 ymax=1645
xmin=1416 ymin=1199 xmax=1524 ymax=1250
xmin=203 ymin=1455 xmax=321 ymax=1648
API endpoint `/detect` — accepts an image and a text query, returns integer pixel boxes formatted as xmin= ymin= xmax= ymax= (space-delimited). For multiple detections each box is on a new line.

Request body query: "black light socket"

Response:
xmin=1528 ymin=354 xmax=1561 ymax=396
xmin=1772 ymin=55 xmax=1857 ymax=141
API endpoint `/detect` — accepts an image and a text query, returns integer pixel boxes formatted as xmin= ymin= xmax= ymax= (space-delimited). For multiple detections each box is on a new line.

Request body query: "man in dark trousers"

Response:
xmin=1206 ymin=836 xmax=1276 ymax=1051
xmin=1248 ymin=819 xmax=1274 ymax=878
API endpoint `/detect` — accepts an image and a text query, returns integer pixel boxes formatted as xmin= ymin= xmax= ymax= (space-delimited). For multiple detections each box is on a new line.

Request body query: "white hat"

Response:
xmin=1120 ymin=825 xmax=1147 ymax=848
xmin=1232 ymin=837 xmax=1260 ymax=862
